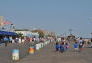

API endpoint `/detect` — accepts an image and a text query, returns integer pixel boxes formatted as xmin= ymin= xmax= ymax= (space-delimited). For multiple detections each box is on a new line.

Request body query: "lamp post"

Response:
xmin=91 ymin=32 xmax=92 ymax=39
xmin=69 ymin=29 xmax=72 ymax=35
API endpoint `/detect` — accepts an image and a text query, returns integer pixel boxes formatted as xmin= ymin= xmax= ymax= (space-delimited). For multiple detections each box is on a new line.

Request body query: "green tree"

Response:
xmin=32 ymin=29 xmax=44 ymax=38
xmin=17 ymin=33 xmax=23 ymax=37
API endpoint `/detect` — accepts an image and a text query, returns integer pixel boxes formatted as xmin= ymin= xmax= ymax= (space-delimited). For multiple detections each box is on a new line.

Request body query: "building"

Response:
xmin=15 ymin=29 xmax=39 ymax=37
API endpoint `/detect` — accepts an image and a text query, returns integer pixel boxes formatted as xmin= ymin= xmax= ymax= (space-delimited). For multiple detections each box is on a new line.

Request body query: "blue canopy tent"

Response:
xmin=0 ymin=31 xmax=17 ymax=36
xmin=7 ymin=32 xmax=17 ymax=36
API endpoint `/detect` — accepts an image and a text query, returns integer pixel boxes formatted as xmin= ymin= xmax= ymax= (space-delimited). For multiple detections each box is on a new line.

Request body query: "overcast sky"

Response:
xmin=0 ymin=0 xmax=92 ymax=38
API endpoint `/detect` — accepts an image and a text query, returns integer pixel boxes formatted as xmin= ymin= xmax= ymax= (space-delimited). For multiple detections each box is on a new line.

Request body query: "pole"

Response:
xmin=69 ymin=29 xmax=72 ymax=35
xmin=91 ymin=33 xmax=92 ymax=38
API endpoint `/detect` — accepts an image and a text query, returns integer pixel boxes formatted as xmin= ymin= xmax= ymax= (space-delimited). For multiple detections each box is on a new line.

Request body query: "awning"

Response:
xmin=0 ymin=31 xmax=17 ymax=36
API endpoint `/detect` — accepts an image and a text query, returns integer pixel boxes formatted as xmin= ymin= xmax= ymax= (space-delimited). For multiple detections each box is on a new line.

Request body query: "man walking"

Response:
xmin=3 ymin=36 xmax=9 ymax=46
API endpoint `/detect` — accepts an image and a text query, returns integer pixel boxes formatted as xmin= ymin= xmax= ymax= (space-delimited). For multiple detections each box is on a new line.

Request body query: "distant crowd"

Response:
xmin=55 ymin=37 xmax=92 ymax=53
xmin=0 ymin=36 xmax=54 ymax=47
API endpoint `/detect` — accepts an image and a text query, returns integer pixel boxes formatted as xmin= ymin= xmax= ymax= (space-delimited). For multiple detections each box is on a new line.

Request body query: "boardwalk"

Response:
xmin=16 ymin=42 xmax=92 ymax=63
xmin=0 ymin=42 xmax=31 ymax=63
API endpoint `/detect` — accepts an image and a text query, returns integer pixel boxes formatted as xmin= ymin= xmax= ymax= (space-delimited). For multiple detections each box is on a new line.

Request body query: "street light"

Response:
xmin=69 ymin=29 xmax=72 ymax=35
xmin=91 ymin=32 xmax=92 ymax=38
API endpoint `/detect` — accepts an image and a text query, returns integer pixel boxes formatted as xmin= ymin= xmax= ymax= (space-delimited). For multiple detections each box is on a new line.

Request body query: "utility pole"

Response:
xmin=69 ymin=29 xmax=72 ymax=35
xmin=91 ymin=32 xmax=92 ymax=38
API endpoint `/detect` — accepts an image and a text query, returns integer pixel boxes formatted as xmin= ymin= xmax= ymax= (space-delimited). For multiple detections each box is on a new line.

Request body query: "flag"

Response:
xmin=3 ymin=21 xmax=12 ymax=25
xmin=0 ymin=16 xmax=4 ymax=26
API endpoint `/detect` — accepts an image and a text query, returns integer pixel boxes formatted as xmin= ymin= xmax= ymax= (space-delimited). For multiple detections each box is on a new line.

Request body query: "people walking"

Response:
xmin=3 ymin=36 xmax=9 ymax=46
xmin=90 ymin=38 xmax=92 ymax=48
xmin=78 ymin=37 xmax=84 ymax=52
xmin=73 ymin=42 xmax=79 ymax=52
xmin=55 ymin=42 xmax=60 ymax=51
xmin=60 ymin=42 xmax=65 ymax=53
xmin=9 ymin=36 xmax=12 ymax=43
xmin=65 ymin=42 xmax=69 ymax=51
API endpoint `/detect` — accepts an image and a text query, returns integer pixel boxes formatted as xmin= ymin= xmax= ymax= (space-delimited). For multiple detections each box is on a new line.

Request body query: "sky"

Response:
xmin=0 ymin=0 xmax=92 ymax=38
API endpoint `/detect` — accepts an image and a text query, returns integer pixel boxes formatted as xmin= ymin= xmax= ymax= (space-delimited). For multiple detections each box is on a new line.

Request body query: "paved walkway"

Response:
xmin=16 ymin=42 xmax=92 ymax=63
xmin=0 ymin=42 xmax=31 ymax=63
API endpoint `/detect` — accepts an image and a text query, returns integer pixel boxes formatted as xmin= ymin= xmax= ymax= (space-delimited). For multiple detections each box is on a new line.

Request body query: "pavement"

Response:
xmin=0 ymin=42 xmax=92 ymax=63
xmin=0 ymin=42 xmax=32 ymax=63
xmin=16 ymin=42 xmax=92 ymax=63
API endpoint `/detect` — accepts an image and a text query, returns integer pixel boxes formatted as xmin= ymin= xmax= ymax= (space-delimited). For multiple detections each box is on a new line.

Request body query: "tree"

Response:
xmin=32 ymin=29 xmax=45 ymax=38
xmin=17 ymin=33 xmax=23 ymax=37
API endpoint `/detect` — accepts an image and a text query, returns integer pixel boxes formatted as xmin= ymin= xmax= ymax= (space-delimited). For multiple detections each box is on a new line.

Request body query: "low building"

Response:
xmin=15 ymin=29 xmax=39 ymax=38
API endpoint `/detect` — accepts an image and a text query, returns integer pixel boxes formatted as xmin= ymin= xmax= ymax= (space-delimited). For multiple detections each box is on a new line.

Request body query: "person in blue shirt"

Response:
xmin=60 ymin=42 xmax=65 ymax=53
xmin=3 ymin=36 xmax=9 ymax=46
xmin=73 ymin=42 xmax=79 ymax=52
xmin=55 ymin=42 xmax=60 ymax=51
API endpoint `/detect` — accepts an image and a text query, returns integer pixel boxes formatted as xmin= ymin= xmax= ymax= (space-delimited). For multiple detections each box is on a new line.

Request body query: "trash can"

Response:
xmin=28 ymin=46 xmax=35 ymax=54
xmin=35 ymin=44 xmax=40 ymax=50
xmin=12 ymin=49 xmax=19 ymax=61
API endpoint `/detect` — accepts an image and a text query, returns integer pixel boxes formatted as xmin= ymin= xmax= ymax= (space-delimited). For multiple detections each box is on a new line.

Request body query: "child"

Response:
xmin=73 ymin=42 xmax=79 ymax=52
xmin=55 ymin=42 xmax=60 ymax=51
xmin=65 ymin=43 xmax=69 ymax=51
xmin=60 ymin=42 xmax=64 ymax=53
